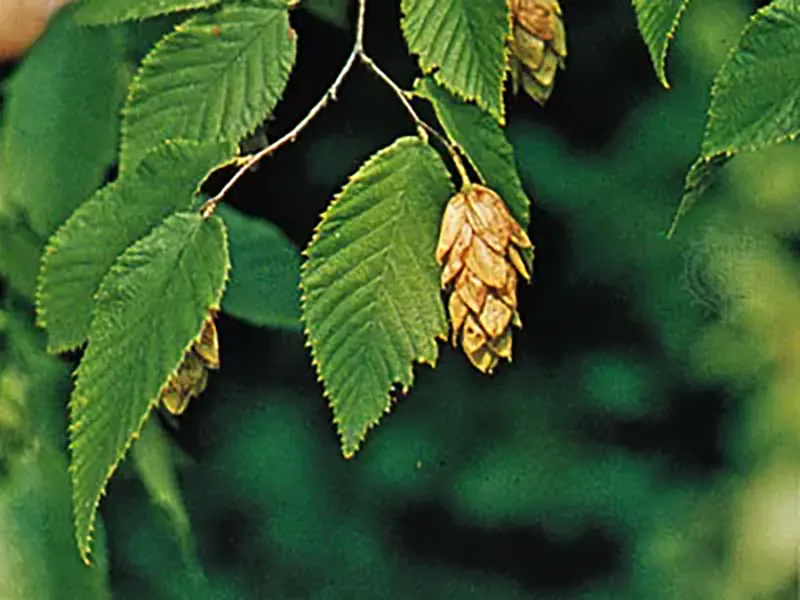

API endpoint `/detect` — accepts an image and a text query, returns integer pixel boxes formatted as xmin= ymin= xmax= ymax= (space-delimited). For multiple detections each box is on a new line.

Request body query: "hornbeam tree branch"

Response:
xmin=202 ymin=0 xmax=469 ymax=217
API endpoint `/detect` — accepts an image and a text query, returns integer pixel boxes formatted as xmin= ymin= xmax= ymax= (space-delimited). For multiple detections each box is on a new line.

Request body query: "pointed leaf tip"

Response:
xmin=70 ymin=212 xmax=229 ymax=560
xmin=301 ymin=137 xmax=454 ymax=456
xmin=401 ymin=0 xmax=509 ymax=124
xmin=631 ymin=0 xmax=692 ymax=88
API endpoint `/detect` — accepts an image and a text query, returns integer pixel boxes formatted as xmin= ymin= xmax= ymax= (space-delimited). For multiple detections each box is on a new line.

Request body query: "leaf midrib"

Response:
xmin=138 ymin=12 xmax=274 ymax=110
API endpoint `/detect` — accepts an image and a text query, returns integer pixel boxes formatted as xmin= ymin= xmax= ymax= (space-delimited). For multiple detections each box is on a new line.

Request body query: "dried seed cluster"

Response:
xmin=436 ymin=184 xmax=533 ymax=373
xmin=509 ymin=0 xmax=567 ymax=106
xmin=160 ymin=314 xmax=220 ymax=416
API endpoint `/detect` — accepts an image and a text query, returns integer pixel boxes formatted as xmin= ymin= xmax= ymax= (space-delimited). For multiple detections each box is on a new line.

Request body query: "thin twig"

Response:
xmin=357 ymin=54 xmax=470 ymax=187
xmin=202 ymin=0 xmax=471 ymax=216
xmin=200 ymin=0 xmax=368 ymax=217
xmin=422 ymin=120 xmax=472 ymax=189
xmin=358 ymin=54 xmax=427 ymax=140
xmin=353 ymin=0 xmax=366 ymax=52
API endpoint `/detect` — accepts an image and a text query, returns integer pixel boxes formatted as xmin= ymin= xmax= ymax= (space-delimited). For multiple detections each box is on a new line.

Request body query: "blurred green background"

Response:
xmin=1 ymin=0 xmax=799 ymax=598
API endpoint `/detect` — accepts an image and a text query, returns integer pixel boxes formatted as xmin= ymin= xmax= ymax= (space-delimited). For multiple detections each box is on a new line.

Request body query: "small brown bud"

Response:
xmin=436 ymin=185 xmax=533 ymax=373
xmin=509 ymin=0 xmax=567 ymax=106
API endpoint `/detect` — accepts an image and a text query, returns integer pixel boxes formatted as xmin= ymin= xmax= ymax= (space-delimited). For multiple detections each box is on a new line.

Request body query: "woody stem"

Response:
xmin=202 ymin=0 xmax=466 ymax=216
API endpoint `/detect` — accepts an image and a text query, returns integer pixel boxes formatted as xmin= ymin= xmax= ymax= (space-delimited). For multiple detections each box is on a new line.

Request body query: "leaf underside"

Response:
xmin=400 ymin=0 xmax=509 ymax=124
xmin=301 ymin=137 xmax=454 ymax=457
xmin=36 ymin=140 xmax=234 ymax=353
xmin=669 ymin=0 xmax=800 ymax=237
xmin=631 ymin=0 xmax=691 ymax=88
xmin=120 ymin=4 xmax=297 ymax=173
xmin=74 ymin=0 xmax=221 ymax=25
xmin=70 ymin=212 xmax=229 ymax=563
xmin=416 ymin=77 xmax=530 ymax=228
xmin=218 ymin=204 xmax=302 ymax=330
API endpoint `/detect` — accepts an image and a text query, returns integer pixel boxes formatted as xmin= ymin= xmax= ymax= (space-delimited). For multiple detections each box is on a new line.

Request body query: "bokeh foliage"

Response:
xmin=1 ymin=0 xmax=798 ymax=598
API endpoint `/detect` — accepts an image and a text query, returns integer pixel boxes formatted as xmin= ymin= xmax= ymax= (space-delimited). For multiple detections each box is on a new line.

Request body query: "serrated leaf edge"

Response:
xmin=119 ymin=6 xmax=296 ymax=175
xmin=119 ymin=13 xmax=204 ymax=176
xmin=636 ymin=0 xmax=691 ymax=89
xmin=299 ymin=137 xmax=448 ymax=458
xmin=401 ymin=0 xmax=511 ymax=125
xmin=69 ymin=215 xmax=230 ymax=564
xmin=35 ymin=140 xmax=238 ymax=355
xmin=666 ymin=152 xmax=733 ymax=239
xmin=413 ymin=77 xmax=532 ymax=231
xmin=34 ymin=180 xmax=122 ymax=355
xmin=414 ymin=79 xmax=493 ymax=187
xmin=702 ymin=1 xmax=800 ymax=157
xmin=669 ymin=2 xmax=800 ymax=238
xmin=69 ymin=305 xmax=220 ymax=564
xmin=74 ymin=0 xmax=222 ymax=26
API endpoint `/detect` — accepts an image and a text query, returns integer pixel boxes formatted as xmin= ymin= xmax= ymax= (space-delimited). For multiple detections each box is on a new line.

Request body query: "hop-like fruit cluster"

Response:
xmin=509 ymin=0 xmax=567 ymax=106
xmin=160 ymin=314 xmax=220 ymax=416
xmin=436 ymin=184 xmax=533 ymax=373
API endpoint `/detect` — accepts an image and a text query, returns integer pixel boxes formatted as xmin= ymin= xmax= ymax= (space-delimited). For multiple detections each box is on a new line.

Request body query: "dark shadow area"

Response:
xmin=391 ymin=502 xmax=623 ymax=593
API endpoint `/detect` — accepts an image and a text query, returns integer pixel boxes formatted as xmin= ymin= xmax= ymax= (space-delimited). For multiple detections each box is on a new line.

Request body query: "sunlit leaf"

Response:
xmin=401 ymin=0 xmax=509 ymax=124
xmin=415 ymin=77 xmax=529 ymax=227
xmin=70 ymin=212 xmax=229 ymax=563
xmin=301 ymin=137 xmax=453 ymax=457
xmin=669 ymin=0 xmax=800 ymax=236
xmin=701 ymin=0 xmax=800 ymax=157
xmin=36 ymin=141 xmax=234 ymax=353
xmin=120 ymin=3 xmax=297 ymax=173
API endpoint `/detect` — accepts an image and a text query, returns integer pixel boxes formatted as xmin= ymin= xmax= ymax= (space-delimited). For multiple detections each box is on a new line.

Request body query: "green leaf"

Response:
xmin=70 ymin=212 xmax=229 ymax=563
xmin=0 ymin=8 xmax=127 ymax=238
xmin=301 ymin=137 xmax=453 ymax=457
xmin=75 ymin=0 xmax=221 ymax=26
xmin=415 ymin=77 xmax=529 ymax=228
xmin=701 ymin=0 xmax=800 ymax=157
xmin=0 ymin=311 xmax=111 ymax=598
xmin=631 ymin=0 xmax=691 ymax=88
xmin=666 ymin=155 xmax=730 ymax=239
xmin=131 ymin=419 xmax=194 ymax=561
xmin=302 ymin=0 xmax=351 ymax=28
xmin=400 ymin=0 xmax=509 ymax=124
xmin=0 ymin=214 xmax=43 ymax=299
xmin=36 ymin=140 xmax=234 ymax=353
xmin=120 ymin=4 xmax=297 ymax=173
xmin=218 ymin=205 xmax=302 ymax=330
xmin=669 ymin=0 xmax=800 ymax=236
